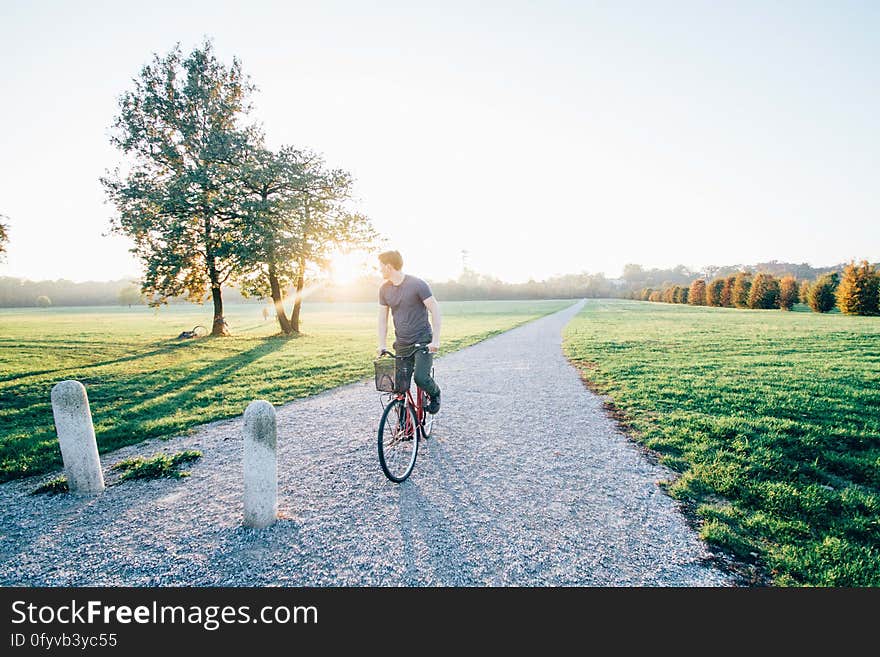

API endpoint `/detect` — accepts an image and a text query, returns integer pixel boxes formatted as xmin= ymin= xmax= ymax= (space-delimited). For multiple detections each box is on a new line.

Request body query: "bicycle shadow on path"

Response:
xmin=396 ymin=476 xmax=485 ymax=586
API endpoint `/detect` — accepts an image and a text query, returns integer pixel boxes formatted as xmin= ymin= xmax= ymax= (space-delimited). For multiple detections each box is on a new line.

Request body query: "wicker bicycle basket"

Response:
xmin=374 ymin=356 xmax=413 ymax=393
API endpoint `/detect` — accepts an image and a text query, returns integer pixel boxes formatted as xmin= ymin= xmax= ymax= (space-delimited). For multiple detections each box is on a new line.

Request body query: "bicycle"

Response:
xmin=176 ymin=325 xmax=207 ymax=339
xmin=374 ymin=343 xmax=436 ymax=482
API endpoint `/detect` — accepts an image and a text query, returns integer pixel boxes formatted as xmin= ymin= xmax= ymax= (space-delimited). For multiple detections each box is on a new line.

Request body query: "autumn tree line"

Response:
xmin=629 ymin=260 xmax=880 ymax=316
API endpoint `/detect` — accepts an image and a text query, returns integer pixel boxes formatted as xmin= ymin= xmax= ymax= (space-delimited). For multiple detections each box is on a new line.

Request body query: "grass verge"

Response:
xmin=563 ymin=299 xmax=880 ymax=586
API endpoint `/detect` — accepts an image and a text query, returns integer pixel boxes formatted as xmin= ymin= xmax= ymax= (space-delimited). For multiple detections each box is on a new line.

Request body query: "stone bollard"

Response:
xmin=243 ymin=400 xmax=277 ymax=529
xmin=50 ymin=380 xmax=105 ymax=495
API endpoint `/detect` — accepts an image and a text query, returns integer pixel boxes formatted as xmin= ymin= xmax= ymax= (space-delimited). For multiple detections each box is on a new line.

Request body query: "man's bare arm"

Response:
xmin=377 ymin=304 xmax=390 ymax=357
xmin=423 ymin=296 xmax=441 ymax=353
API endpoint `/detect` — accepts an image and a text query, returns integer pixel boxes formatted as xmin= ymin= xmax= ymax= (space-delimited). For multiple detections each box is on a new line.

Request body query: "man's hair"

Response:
xmin=378 ymin=250 xmax=403 ymax=271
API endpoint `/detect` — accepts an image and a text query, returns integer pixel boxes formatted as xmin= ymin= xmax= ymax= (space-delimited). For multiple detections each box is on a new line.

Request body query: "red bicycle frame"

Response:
xmin=380 ymin=344 xmax=431 ymax=437
xmin=391 ymin=385 xmax=427 ymax=438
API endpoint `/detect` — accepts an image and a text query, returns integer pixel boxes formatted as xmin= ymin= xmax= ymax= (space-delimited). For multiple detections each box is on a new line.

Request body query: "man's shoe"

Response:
xmin=426 ymin=391 xmax=441 ymax=414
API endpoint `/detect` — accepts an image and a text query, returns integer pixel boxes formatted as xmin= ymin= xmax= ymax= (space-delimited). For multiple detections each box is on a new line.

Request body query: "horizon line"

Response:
xmin=1 ymin=257 xmax=874 ymax=286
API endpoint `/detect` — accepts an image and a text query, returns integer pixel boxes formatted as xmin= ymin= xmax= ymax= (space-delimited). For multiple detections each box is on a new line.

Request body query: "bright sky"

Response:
xmin=1 ymin=0 xmax=877 ymax=284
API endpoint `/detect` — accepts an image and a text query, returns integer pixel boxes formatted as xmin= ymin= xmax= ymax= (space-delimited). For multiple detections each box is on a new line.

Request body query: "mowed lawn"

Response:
xmin=563 ymin=299 xmax=880 ymax=587
xmin=0 ymin=299 xmax=572 ymax=482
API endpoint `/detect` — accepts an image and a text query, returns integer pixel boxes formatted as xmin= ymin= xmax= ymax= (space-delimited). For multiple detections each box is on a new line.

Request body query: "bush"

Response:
xmin=649 ymin=290 xmax=662 ymax=302
xmin=35 ymin=295 xmax=51 ymax=307
xmin=748 ymin=272 xmax=780 ymax=309
xmin=779 ymin=276 xmax=798 ymax=310
xmin=836 ymin=260 xmax=879 ymax=316
xmin=720 ymin=276 xmax=736 ymax=307
xmin=688 ymin=279 xmax=707 ymax=306
xmin=798 ymin=280 xmax=811 ymax=305
xmin=731 ymin=272 xmax=752 ymax=308
xmin=706 ymin=278 xmax=725 ymax=307
xmin=808 ymin=273 xmax=838 ymax=313
xmin=662 ymin=287 xmax=675 ymax=303
xmin=670 ymin=286 xmax=686 ymax=304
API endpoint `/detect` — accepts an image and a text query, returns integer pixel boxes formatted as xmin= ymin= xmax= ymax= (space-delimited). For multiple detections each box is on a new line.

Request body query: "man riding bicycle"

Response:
xmin=376 ymin=250 xmax=442 ymax=414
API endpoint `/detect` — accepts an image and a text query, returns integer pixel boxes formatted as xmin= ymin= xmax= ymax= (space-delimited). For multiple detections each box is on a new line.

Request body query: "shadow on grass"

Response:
xmin=0 ymin=339 xmax=210 ymax=384
xmin=1 ymin=337 xmax=289 ymax=483
xmin=97 ymin=337 xmax=291 ymax=447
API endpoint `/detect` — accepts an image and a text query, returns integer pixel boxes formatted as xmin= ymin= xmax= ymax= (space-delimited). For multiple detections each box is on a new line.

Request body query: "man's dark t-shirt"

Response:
xmin=379 ymin=275 xmax=433 ymax=346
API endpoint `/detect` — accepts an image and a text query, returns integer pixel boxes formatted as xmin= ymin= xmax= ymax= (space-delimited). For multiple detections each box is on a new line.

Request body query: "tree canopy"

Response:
xmin=102 ymin=39 xmax=257 ymax=335
xmin=230 ymin=146 xmax=376 ymax=334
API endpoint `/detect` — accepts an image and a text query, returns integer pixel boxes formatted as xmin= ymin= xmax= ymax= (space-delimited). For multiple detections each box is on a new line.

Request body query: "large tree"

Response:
xmin=287 ymin=158 xmax=376 ymax=333
xmin=101 ymin=40 xmax=257 ymax=336
xmin=233 ymin=148 xmax=376 ymax=335
xmin=232 ymin=146 xmax=306 ymax=334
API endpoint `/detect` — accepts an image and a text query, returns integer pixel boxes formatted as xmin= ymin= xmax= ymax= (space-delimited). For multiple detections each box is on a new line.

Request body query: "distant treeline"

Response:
xmin=317 ymin=271 xmax=615 ymax=303
xmin=0 ymin=272 xmax=613 ymax=307
xmin=1 ymin=260 xmax=875 ymax=308
xmin=0 ymin=277 xmax=138 ymax=308
xmin=628 ymin=260 xmax=880 ymax=316
xmin=0 ymin=277 xmax=266 ymax=308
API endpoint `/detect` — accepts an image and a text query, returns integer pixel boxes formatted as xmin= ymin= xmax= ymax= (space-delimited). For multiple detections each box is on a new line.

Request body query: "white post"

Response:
xmin=50 ymin=380 xmax=105 ymax=495
xmin=243 ymin=400 xmax=277 ymax=529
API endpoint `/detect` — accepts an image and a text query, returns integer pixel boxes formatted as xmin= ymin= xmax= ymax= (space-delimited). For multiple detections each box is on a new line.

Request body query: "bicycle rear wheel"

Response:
xmin=378 ymin=398 xmax=419 ymax=482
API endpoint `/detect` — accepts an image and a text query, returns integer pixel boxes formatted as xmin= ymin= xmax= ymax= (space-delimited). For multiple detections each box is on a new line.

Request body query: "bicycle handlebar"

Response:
xmin=380 ymin=343 xmax=429 ymax=358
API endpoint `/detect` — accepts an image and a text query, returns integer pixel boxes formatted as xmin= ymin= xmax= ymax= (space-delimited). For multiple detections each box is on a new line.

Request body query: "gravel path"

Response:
xmin=0 ymin=300 xmax=734 ymax=586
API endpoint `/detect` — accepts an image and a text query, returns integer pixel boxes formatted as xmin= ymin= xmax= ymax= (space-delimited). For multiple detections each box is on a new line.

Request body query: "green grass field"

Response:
xmin=0 ymin=299 xmax=572 ymax=482
xmin=563 ymin=299 xmax=880 ymax=587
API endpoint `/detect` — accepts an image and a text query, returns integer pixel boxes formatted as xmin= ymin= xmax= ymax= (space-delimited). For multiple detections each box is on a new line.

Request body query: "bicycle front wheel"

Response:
xmin=378 ymin=398 xmax=419 ymax=482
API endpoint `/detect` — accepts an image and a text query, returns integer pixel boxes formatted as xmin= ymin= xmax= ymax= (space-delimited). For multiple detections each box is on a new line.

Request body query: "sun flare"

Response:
xmin=327 ymin=250 xmax=371 ymax=286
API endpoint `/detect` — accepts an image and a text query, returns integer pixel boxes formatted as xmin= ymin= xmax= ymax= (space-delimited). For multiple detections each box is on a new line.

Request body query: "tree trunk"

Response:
xmin=268 ymin=263 xmax=293 ymax=335
xmin=206 ymin=258 xmax=228 ymax=337
xmin=210 ymin=284 xmax=229 ymax=336
xmin=204 ymin=211 xmax=230 ymax=337
xmin=290 ymin=261 xmax=305 ymax=334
